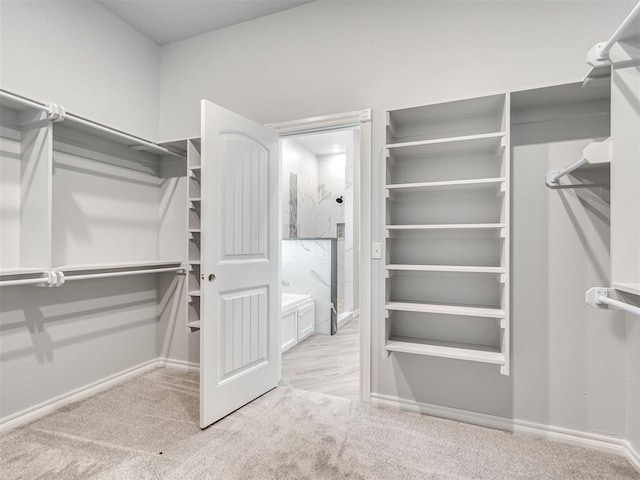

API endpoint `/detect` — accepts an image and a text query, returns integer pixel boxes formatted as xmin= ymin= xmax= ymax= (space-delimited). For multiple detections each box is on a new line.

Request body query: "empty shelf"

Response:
xmin=189 ymin=229 xmax=201 ymax=233
xmin=387 ymin=177 xmax=505 ymax=193
xmin=386 ymin=264 xmax=504 ymax=274
xmin=187 ymin=320 xmax=201 ymax=330
xmin=188 ymin=165 xmax=201 ymax=170
xmin=613 ymin=283 xmax=640 ymax=296
xmin=189 ymin=260 xmax=201 ymax=265
xmin=188 ymin=197 xmax=202 ymax=202
xmin=386 ymin=132 xmax=505 ymax=160
xmin=188 ymin=290 xmax=201 ymax=297
xmin=386 ymin=336 xmax=505 ymax=365
xmin=385 ymin=301 xmax=505 ymax=318
xmin=386 ymin=223 xmax=504 ymax=231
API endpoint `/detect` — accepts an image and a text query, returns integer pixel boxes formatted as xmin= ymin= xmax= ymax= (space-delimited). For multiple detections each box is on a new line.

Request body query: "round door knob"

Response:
xmin=208 ymin=273 xmax=216 ymax=282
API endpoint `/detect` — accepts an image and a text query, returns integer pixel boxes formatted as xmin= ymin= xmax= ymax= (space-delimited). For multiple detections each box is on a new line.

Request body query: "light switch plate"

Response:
xmin=372 ymin=242 xmax=382 ymax=259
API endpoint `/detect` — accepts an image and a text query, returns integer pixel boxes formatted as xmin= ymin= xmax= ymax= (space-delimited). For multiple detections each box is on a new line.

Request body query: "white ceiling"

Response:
xmin=294 ymin=129 xmax=352 ymax=156
xmin=97 ymin=0 xmax=315 ymax=45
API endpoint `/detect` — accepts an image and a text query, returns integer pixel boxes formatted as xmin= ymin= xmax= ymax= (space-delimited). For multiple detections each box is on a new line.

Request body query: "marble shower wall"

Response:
xmin=317 ymin=154 xmax=346 ymax=238
xmin=282 ymin=139 xmax=321 ymax=238
xmin=282 ymin=239 xmax=336 ymax=335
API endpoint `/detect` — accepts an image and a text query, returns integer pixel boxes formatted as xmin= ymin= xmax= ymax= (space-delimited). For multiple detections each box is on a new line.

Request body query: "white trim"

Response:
xmin=352 ymin=308 xmax=360 ymax=318
xmin=625 ymin=441 xmax=640 ymax=473
xmin=370 ymin=393 xmax=631 ymax=458
xmin=337 ymin=311 xmax=354 ymax=330
xmin=267 ymin=109 xmax=371 ymax=135
xmin=269 ymin=110 xmax=372 ymax=404
xmin=157 ymin=357 xmax=200 ymax=373
xmin=0 ymin=358 xmax=159 ymax=434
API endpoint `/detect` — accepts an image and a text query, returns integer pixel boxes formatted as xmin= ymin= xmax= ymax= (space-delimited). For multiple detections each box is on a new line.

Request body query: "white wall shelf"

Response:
xmin=387 ymin=133 xmax=505 ymax=162
xmin=386 ymin=264 xmax=504 ymax=274
xmin=386 ymin=337 xmax=506 ymax=365
xmin=613 ymin=283 xmax=640 ymax=296
xmin=0 ymin=268 xmax=48 ymax=277
xmin=385 ymin=301 xmax=505 ymax=319
xmin=386 ymin=177 xmax=505 ymax=193
xmin=383 ymin=93 xmax=510 ymax=375
xmin=187 ymin=320 xmax=201 ymax=331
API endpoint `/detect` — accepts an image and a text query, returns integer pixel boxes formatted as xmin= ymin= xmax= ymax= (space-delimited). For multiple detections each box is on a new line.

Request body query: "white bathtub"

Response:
xmin=282 ymin=293 xmax=312 ymax=310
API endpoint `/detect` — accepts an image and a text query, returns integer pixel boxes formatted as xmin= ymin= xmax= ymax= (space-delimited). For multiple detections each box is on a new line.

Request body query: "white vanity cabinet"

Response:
xmin=281 ymin=297 xmax=315 ymax=352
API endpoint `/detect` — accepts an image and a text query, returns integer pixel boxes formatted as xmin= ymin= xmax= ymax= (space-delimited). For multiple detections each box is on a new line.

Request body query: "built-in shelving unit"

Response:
xmin=383 ymin=93 xmax=511 ymax=375
xmin=186 ymin=140 xmax=203 ymax=332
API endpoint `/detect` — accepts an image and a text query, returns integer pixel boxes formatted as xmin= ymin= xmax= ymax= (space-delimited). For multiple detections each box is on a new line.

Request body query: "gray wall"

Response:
xmin=157 ymin=0 xmax=635 ymax=439
xmin=0 ymin=1 xmax=164 ymax=422
xmin=0 ymin=1 xmax=159 ymax=140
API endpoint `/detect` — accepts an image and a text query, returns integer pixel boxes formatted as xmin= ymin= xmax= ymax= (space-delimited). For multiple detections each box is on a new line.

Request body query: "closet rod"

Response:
xmin=0 ymin=89 xmax=178 ymax=157
xmin=62 ymin=114 xmax=176 ymax=156
xmin=0 ymin=277 xmax=49 ymax=288
xmin=63 ymin=266 xmax=185 ymax=282
xmin=596 ymin=1 xmax=640 ymax=60
xmin=0 ymin=90 xmax=49 ymax=113
xmin=597 ymin=295 xmax=640 ymax=316
xmin=546 ymin=157 xmax=588 ymax=185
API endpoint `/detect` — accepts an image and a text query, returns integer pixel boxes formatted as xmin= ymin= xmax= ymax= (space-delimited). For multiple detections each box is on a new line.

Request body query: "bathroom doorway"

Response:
xmin=278 ymin=126 xmax=361 ymax=400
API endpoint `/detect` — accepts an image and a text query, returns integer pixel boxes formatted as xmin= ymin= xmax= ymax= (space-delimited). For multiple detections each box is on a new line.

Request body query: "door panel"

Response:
xmin=200 ymin=101 xmax=280 ymax=428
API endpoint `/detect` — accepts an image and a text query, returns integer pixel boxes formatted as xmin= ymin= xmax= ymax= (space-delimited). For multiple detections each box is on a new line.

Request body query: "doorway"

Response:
xmin=278 ymin=127 xmax=360 ymax=400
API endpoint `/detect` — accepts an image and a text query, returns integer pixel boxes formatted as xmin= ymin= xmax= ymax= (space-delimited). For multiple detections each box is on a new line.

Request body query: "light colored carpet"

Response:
xmin=0 ymin=368 xmax=638 ymax=479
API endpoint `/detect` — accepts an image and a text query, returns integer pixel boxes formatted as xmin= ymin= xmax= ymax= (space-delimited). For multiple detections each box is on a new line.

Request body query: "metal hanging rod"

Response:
xmin=0 ymin=276 xmax=50 ymax=288
xmin=597 ymin=294 xmax=640 ymax=317
xmin=0 ymin=89 xmax=179 ymax=157
xmin=546 ymin=158 xmax=588 ymax=185
xmin=63 ymin=266 xmax=185 ymax=282
xmin=596 ymin=1 xmax=640 ymax=60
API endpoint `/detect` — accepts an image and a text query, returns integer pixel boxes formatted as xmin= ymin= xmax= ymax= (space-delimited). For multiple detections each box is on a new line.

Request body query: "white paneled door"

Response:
xmin=200 ymin=100 xmax=280 ymax=428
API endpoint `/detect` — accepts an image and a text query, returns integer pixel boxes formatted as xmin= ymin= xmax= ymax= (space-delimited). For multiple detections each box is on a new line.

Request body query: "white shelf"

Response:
xmin=386 ymin=336 xmax=505 ymax=365
xmin=187 ymin=320 xmax=201 ymax=330
xmin=386 ymin=132 xmax=505 ymax=160
xmin=385 ymin=301 xmax=505 ymax=319
xmin=188 ymin=197 xmax=201 ymax=202
xmin=387 ymin=177 xmax=505 ymax=193
xmin=188 ymin=290 xmax=201 ymax=297
xmin=189 ymin=229 xmax=201 ymax=233
xmin=613 ymin=283 xmax=640 ymax=296
xmin=189 ymin=260 xmax=201 ymax=265
xmin=386 ymin=223 xmax=504 ymax=231
xmin=386 ymin=264 xmax=504 ymax=274
xmin=188 ymin=165 xmax=201 ymax=171
xmin=53 ymin=260 xmax=183 ymax=273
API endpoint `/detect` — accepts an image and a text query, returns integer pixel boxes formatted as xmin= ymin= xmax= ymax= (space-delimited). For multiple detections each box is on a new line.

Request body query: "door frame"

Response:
xmin=267 ymin=109 xmax=372 ymax=402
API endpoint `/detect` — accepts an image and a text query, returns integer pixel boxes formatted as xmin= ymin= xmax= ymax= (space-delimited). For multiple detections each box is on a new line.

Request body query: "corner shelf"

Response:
xmin=187 ymin=320 xmax=201 ymax=331
xmin=385 ymin=337 xmax=506 ymax=365
xmin=185 ymin=139 xmax=202 ymax=333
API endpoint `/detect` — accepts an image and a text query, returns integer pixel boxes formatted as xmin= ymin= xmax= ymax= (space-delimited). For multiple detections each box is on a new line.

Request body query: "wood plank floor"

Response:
xmin=280 ymin=315 xmax=359 ymax=400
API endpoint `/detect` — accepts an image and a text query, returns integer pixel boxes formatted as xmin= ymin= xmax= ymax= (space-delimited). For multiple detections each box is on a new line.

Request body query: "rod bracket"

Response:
xmin=34 ymin=271 xmax=65 ymax=288
xmin=46 ymin=102 xmax=66 ymax=122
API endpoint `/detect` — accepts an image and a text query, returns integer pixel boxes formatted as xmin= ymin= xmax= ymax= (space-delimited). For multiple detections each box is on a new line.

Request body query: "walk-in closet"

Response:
xmin=0 ymin=1 xmax=639 ymax=478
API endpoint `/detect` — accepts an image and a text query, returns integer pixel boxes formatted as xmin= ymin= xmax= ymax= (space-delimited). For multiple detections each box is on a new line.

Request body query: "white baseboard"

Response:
xmin=625 ymin=441 xmax=640 ymax=473
xmin=369 ymin=393 xmax=629 ymax=458
xmin=337 ymin=312 xmax=353 ymax=330
xmin=158 ymin=357 xmax=200 ymax=373
xmin=0 ymin=358 xmax=159 ymax=434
